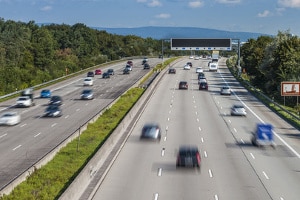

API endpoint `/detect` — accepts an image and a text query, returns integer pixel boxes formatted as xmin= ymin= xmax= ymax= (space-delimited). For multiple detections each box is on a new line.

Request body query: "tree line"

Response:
xmin=0 ymin=19 xmax=175 ymax=95
xmin=239 ymin=31 xmax=300 ymax=107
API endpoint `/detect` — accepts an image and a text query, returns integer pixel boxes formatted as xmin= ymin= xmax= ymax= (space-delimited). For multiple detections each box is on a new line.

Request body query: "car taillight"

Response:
xmin=196 ymin=153 xmax=201 ymax=163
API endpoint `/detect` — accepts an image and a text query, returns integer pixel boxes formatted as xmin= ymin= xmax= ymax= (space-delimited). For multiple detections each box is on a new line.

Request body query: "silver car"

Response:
xmin=220 ymin=86 xmax=231 ymax=95
xmin=140 ymin=123 xmax=161 ymax=141
xmin=231 ymin=104 xmax=247 ymax=116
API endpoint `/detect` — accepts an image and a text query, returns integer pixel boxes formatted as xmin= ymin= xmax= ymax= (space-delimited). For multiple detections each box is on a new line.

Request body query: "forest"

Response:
xmin=0 ymin=18 xmax=299 ymax=108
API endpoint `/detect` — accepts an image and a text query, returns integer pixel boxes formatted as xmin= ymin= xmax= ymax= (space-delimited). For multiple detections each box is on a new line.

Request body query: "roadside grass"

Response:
xmin=0 ymin=57 xmax=178 ymax=200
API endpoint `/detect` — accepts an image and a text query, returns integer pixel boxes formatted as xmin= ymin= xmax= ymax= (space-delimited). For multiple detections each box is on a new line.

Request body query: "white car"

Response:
xmin=231 ymin=104 xmax=247 ymax=116
xmin=183 ymin=64 xmax=191 ymax=70
xmin=83 ymin=77 xmax=93 ymax=86
xmin=220 ymin=86 xmax=231 ymax=95
xmin=194 ymin=56 xmax=200 ymax=60
xmin=16 ymin=96 xmax=32 ymax=107
xmin=0 ymin=112 xmax=21 ymax=126
xmin=196 ymin=67 xmax=203 ymax=73
xmin=189 ymin=55 xmax=194 ymax=59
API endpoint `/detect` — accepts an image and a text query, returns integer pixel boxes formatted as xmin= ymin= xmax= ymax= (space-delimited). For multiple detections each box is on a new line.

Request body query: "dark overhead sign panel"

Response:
xmin=171 ymin=38 xmax=232 ymax=50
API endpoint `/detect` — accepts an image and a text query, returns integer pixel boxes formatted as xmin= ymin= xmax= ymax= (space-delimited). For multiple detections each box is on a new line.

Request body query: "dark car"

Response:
xmin=123 ymin=67 xmax=130 ymax=74
xmin=48 ymin=95 xmax=62 ymax=105
xmin=127 ymin=60 xmax=133 ymax=67
xmin=176 ymin=145 xmax=201 ymax=168
xmin=187 ymin=62 xmax=192 ymax=67
xmin=143 ymin=63 xmax=150 ymax=69
xmin=179 ymin=81 xmax=188 ymax=90
xmin=198 ymin=72 xmax=205 ymax=79
xmin=43 ymin=105 xmax=62 ymax=117
xmin=102 ymin=72 xmax=110 ymax=79
xmin=168 ymin=68 xmax=176 ymax=74
xmin=40 ymin=89 xmax=51 ymax=98
xmin=199 ymin=82 xmax=208 ymax=90
xmin=81 ymin=89 xmax=94 ymax=100
xmin=107 ymin=69 xmax=114 ymax=75
xmin=87 ymin=71 xmax=94 ymax=77
xmin=140 ymin=123 xmax=161 ymax=141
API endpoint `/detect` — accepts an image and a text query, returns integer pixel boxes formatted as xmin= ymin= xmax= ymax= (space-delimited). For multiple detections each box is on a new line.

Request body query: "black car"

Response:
xmin=168 ymin=68 xmax=176 ymax=74
xmin=43 ymin=105 xmax=62 ymax=117
xmin=87 ymin=71 xmax=94 ymax=77
xmin=107 ymin=69 xmax=114 ymax=75
xmin=140 ymin=123 xmax=161 ymax=141
xmin=48 ymin=95 xmax=62 ymax=105
xmin=179 ymin=81 xmax=188 ymax=89
xmin=123 ymin=67 xmax=130 ymax=74
xmin=198 ymin=72 xmax=205 ymax=79
xmin=102 ymin=72 xmax=110 ymax=78
xmin=143 ymin=63 xmax=150 ymax=69
xmin=81 ymin=89 xmax=94 ymax=100
xmin=176 ymin=145 xmax=201 ymax=168
xmin=199 ymin=82 xmax=208 ymax=90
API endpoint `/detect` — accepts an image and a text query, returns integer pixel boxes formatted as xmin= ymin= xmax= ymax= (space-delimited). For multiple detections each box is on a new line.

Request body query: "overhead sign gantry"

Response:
xmin=171 ymin=38 xmax=232 ymax=50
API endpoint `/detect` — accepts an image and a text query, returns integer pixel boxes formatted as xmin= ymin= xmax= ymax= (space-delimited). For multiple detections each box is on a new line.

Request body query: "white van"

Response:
xmin=209 ymin=62 xmax=218 ymax=72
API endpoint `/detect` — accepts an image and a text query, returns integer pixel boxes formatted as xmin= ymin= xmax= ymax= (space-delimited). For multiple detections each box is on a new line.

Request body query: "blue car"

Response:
xmin=40 ymin=89 xmax=51 ymax=98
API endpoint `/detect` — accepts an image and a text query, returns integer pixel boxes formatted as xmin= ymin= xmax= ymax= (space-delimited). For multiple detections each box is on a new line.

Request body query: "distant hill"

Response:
xmin=94 ymin=26 xmax=272 ymax=42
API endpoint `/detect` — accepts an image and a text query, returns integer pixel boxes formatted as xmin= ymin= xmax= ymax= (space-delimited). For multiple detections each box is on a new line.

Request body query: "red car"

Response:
xmin=95 ymin=69 xmax=102 ymax=75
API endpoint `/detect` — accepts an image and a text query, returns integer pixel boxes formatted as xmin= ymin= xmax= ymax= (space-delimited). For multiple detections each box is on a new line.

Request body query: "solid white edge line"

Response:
xmin=0 ymin=133 xmax=7 ymax=139
xmin=209 ymin=169 xmax=213 ymax=177
xmin=262 ymin=171 xmax=269 ymax=180
xmin=250 ymin=153 xmax=255 ymax=159
xmin=13 ymin=145 xmax=22 ymax=151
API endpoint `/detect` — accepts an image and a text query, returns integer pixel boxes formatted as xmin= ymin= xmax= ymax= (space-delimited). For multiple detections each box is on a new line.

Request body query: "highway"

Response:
xmin=89 ymin=57 xmax=300 ymax=200
xmin=0 ymin=58 xmax=162 ymax=191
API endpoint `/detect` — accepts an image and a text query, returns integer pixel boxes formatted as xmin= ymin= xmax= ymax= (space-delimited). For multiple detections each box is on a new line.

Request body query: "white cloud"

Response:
xmin=155 ymin=13 xmax=171 ymax=18
xmin=148 ymin=0 xmax=162 ymax=7
xmin=216 ymin=0 xmax=241 ymax=4
xmin=40 ymin=5 xmax=52 ymax=11
xmin=136 ymin=0 xmax=147 ymax=2
xmin=188 ymin=1 xmax=204 ymax=8
xmin=278 ymin=0 xmax=300 ymax=8
xmin=257 ymin=10 xmax=271 ymax=17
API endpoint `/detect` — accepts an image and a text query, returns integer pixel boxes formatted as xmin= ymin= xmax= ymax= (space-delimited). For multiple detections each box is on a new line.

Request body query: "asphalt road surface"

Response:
xmin=90 ymin=57 xmax=300 ymax=200
xmin=0 ymin=58 xmax=162 ymax=191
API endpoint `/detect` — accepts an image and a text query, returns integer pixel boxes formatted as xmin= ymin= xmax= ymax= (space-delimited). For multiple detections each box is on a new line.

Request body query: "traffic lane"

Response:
xmin=92 ymin=59 xmax=270 ymax=200
xmin=210 ymin=60 xmax=300 ymax=199
xmin=0 ymin=59 xmax=160 ymax=189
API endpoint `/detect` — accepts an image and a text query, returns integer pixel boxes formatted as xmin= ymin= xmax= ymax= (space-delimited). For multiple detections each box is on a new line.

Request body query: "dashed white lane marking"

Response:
xmin=250 ymin=153 xmax=255 ymax=159
xmin=51 ymin=123 xmax=57 ymax=127
xmin=20 ymin=124 xmax=27 ymax=128
xmin=204 ymin=151 xmax=208 ymax=158
xmin=262 ymin=171 xmax=269 ymax=180
xmin=154 ymin=193 xmax=159 ymax=200
xmin=158 ymin=168 xmax=162 ymax=176
xmin=13 ymin=145 xmax=22 ymax=151
xmin=65 ymin=115 xmax=69 ymax=119
xmin=34 ymin=132 xmax=41 ymax=137
xmin=76 ymin=108 xmax=80 ymax=112
xmin=209 ymin=169 xmax=213 ymax=178
xmin=228 ymin=119 xmax=231 ymax=123
xmin=233 ymin=128 xmax=237 ymax=132
xmin=0 ymin=133 xmax=7 ymax=139
xmin=164 ymin=136 xmax=167 ymax=141
xmin=201 ymin=137 xmax=204 ymax=143
xmin=214 ymin=194 xmax=219 ymax=200
xmin=161 ymin=148 xmax=165 ymax=156
xmin=240 ymin=139 xmax=245 ymax=144
xmin=198 ymin=127 xmax=202 ymax=131
xmin=167 ymin=117 xmax=170 ymax=121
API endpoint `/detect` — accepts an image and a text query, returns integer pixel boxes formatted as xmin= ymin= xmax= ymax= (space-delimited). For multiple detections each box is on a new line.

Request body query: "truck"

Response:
xmin=211 ymin=50 xmax=219 ymax=62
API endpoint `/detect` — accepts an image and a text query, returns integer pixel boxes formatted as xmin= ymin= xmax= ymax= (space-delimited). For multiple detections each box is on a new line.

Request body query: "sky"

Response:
xmin=0 ymin=0 xmax=300 ymax=36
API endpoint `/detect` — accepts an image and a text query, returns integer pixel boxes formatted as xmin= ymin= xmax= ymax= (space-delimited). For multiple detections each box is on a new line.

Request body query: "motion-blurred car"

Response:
xmin=183 ymin=64 xmax=191 ymax=70
xmin=196 ymin=67 xmax=203 ymax=73
xmin=179 ymin=81 xmax=188 ymax=89
xmin=127 ymin=60 xmax=133 ymax=67
xmin=87 ymin=71 xmax=94 ymax=77
xmin=48 ymin=95 xmax=62 ymax=105
xmin=40 ymin=89 xmax=51 ymax=98
xmin=168 ymin=68 xmax=176 ymax=74
xmin=231 ymin=104 xmax=247 ymax=116
xmin=83 ymin=77 xmax=93 ymax=86
xmin=0 ymin=112 xmax=21 ymax=126
xmin=199 ymin=82 xmax=208 ymax=90
xmin=198 ymin=77 xmax=207 ymax=85
xmin=198 ymin=72 xmax=205 ymax=79
xmin=125 ymin=64 xmax=132 ymax=71
xmin=43 ymin=105 xmax=62 ymax=117
xmin=187 ymin=62 xmax=192 ymax=67
xmin=16 ymin=96 xmax=32 ymax=107
xmin=123 ymin=67 xmax=130 ymax=74
xmin=107 ymin=69 xmax=114 ymax=75
xmin=176 ymin=145 xmax=201 ymax=168
xmin=95 ymin=69 xmax=102 ymax=75
xmin=220 ymin=86 xmax=231 ymax=95
xmin=143 ymin=63 xmax=150 ymax=69
xmin=189 ymin=55 xmax=194 ymax=59
xmin=140 ymin=123 xmax=161 ymax=141
xmin=81 ymin=89 xmax=94 ymax=100
xmin=194 ymin=56 xmax=200 ymax=60
xmin=102 ymin=72 xmax=110 ymax=79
